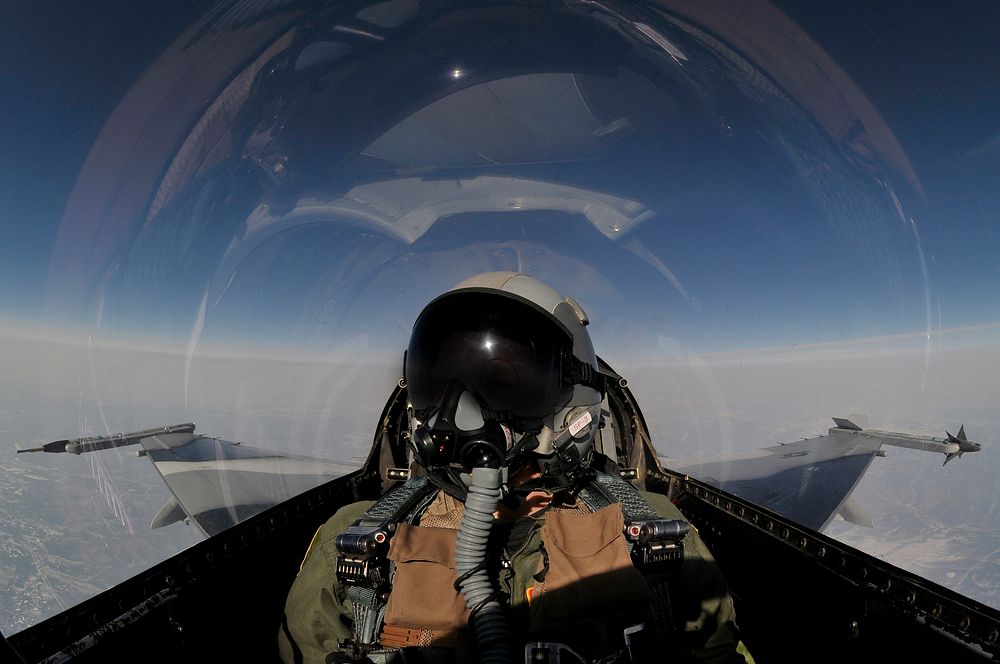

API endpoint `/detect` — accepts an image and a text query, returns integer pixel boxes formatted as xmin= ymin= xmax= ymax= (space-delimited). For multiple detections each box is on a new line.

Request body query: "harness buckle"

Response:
xmin=525 ymin=642 xmax=587 ymax=663
xmin=622 ymin=623 xmax=652 ymax=663
xmin=335 ymin=522 xmax=393 ymax=588
xmin=333 ymin=638 xmax=377 ymax=663
xmin=624 ymin=519 xmax=688 ymax=569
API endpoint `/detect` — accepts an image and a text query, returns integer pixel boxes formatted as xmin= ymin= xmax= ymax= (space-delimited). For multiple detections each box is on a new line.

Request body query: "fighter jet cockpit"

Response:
xmin=3 ymin=1 xmax=999 ymax=662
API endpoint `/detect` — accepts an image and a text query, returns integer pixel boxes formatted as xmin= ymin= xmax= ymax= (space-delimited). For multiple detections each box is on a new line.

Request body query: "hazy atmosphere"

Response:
xmin=4 ymin=319 xmax=999 ymax=633
xmin=625 ymin=326 xmax=1000 ymax=611
xmin=1 ymin=325 xmax=396 ymax=633
xmin=2 ymin=0 xmax=998 ymax=642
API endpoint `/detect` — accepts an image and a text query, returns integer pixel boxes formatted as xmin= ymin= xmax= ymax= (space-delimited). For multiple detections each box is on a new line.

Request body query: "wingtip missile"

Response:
xmin=16 ymin=439 xmax=70 ymax=454
xmin=942 ymin=425 xmax=981 ymax=465
xmin=841 ymin=420 xmax=982 ymax=466
xmin=15 ymin=424 xmax=196 ymax=455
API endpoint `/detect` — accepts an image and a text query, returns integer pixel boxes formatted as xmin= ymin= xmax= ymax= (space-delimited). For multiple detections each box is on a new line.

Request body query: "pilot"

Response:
xmin=279 ymin=273 xmax=752 ymax=664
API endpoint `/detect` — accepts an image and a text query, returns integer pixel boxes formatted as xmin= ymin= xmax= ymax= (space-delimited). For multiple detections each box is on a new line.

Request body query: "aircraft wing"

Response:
xmin=138 ymin=431 xmax=356 ymax=536
xmin=17 ymin=424 xmax=356 ymax=537
xmin=19 ymin=417 xmax=979 ymax=537
xmin=662 ymin=418 xmax=981 ymax=532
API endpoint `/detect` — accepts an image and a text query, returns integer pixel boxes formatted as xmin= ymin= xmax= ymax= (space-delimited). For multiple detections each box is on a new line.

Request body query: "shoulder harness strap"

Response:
xmin=579 ymin=472 xmax=685 ymax=648
xmin=341 ymin=477 xmax=439 ymax=656
xmin=359 ymin=475 xmax=437 ymax=528
xmin=578 ymin=471 xmax=660 ymax=521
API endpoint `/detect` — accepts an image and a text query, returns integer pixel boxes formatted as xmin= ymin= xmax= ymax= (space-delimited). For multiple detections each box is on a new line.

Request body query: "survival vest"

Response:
xmin=333 ymin=472 xmax=688 ymax=663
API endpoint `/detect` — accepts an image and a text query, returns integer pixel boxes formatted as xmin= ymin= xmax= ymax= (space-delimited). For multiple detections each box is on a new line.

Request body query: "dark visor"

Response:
xmin=405 ymin=290 xmax=574 ymax=422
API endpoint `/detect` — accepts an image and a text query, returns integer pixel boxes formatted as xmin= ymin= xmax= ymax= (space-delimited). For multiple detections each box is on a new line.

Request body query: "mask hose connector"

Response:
xmin=455 ymin=466 xmax=511 ymax=663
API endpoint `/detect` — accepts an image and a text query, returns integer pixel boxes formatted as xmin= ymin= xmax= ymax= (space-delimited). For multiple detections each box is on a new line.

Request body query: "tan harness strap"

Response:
xmin=379 ymin=625 xmax=478 ymax=649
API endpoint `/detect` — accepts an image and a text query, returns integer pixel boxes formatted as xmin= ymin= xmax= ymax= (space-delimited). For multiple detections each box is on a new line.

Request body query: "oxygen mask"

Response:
xmin=411 ymin=384 xmax=513 ymax=471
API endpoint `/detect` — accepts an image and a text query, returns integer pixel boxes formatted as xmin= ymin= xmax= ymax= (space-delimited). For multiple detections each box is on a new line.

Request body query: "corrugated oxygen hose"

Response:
xmin=455 ymin=467 xmax=511 ymax=664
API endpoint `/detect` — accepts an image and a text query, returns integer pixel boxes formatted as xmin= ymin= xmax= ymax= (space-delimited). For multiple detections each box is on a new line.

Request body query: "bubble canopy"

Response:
xmin=49 ymin=0 xmax=929 ymax=354
xmin=6 ymin=0 xmax=1000 ymax=634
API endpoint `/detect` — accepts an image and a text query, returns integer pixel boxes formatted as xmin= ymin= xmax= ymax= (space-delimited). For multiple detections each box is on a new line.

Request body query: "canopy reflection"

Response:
xmin=3 ymin=0 xmax=997 ymax=636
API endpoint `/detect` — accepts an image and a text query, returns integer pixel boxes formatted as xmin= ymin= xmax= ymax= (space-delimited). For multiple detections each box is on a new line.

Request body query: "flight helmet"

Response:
xmin=404 ymin=272 xmax=606 ymax=497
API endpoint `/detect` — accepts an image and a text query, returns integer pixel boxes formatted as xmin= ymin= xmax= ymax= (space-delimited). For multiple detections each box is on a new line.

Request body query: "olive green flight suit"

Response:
xmin=278 ymin=490 xmax=752 ymax=664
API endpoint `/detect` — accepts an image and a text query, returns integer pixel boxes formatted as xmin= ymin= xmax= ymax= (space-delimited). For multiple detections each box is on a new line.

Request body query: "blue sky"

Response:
xmin=1 ymin=0 xmax=997 ymax=360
